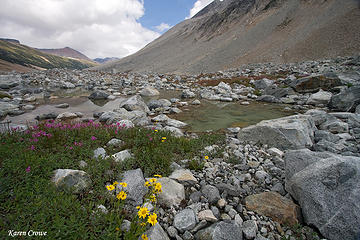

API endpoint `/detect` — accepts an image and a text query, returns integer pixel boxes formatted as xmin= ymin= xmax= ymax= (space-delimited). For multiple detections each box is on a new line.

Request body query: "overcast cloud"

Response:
xmin=0 ymin=0 xmax=161 ymax=59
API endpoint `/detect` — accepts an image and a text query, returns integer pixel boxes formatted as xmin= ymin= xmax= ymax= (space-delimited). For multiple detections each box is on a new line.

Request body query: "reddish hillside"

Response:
xmin=37 ymin=47 xmax=94 ymax=62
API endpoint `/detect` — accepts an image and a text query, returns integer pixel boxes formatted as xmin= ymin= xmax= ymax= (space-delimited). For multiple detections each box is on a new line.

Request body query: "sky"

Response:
xmin=0 ymin=0 xmax=215 ymax=59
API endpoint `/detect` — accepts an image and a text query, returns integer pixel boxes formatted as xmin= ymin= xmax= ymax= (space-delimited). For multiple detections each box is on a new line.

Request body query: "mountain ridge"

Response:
xmin=95 ymin=0 xmax=360 ymax=74
xmin=0 ymin=40 xmax=97 ymax=72
xmin=37 ymin=47 xmax=94 ymax=62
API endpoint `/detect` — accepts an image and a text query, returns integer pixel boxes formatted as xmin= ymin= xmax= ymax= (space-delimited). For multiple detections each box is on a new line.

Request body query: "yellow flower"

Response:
xmin=141 ymin=234 xmax=148 ymax=240
xmin=149 ymin=178 xmax=157 ymax=183
xmin=115 ymin=227 xmax=120 ymax=231
xmin=106 ymin=185 xmax=115 ymax=191
xmin=154 ymin=182 xmax=162 ymax=193
xmin=119 ymin=182 xmax=127 ymax=187
xmin=162 ymin=137 xmax=166 ymax=140
xmin=150 ymin=194 xmax=157 ymax=203
xmin=138 ymin=207 xmax=149 ymax=219
xmin=116 ymin=191 xmax=127 ymax=200
xmin=161 ymin=140 xmax=165 ymax=142
xmin=140 ymin=222 xmax=146 ymax=226
xmin=154 ymin=174 xmax=162 ymax=178
xmin=136 ymin=206 xmax=140 ymax=209
xmin=147 ymin=213 xmax=157 ymax=226
xmin=113 ymin=181 xmax=119 ymax=185
xmin=204 ymin=156 xmax=209 ymax=160
xmin=154 ymin=129 xmax=158 ymax=132
xmin=145 ymin=181 xmax=150 ymax=187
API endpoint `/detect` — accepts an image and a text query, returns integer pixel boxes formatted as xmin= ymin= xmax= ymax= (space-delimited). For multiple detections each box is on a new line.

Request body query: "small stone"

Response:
xmin=167 ymin=226 xmax=178 ymax=238
xmin=169 ymin=169 xmax=198 ymax=186
xmin=97 ymin=205 xmax=108 ymax=214
xmin=106 ymin=138 xmax=124 ymax=147
xmin=198 ymin=209 xmax=218 ymax=222
xmin=217 ymin=198 xmax=226 ymax=208
xmin=268 ymin=147 xmax=284 ymax=158
xmin=112 ymin=150 xmax=132 ymax=162
xmin=79 ymin=160 xmax=87 ymax=169
xmin=93 ymin=147 xmax=106 ymax=159
xmin=55 ymin=103 xmax=69 ymax=108
xmin=242 ymin=220 xmax=258 ymax=239
xmin=174 ymin=209 xmax=197 ymax=232
xmin=201 ymin=185 xmax=220 ymax=204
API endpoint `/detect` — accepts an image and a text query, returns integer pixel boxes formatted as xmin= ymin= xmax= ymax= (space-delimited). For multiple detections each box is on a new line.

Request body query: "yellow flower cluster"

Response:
xmin=161 ymin=137 xmax=166 ymax=142
xmin=136 ymin=206 xmax=158 ymax=226
xmin=106 ymin=181 xmax=128 ymax=200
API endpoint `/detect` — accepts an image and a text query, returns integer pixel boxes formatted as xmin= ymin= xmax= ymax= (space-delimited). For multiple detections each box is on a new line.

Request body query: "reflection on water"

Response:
xmin=174 ymin=100 xmax=295 ymax=132
xmin=5 ymin=89 xmax=295 ymax=131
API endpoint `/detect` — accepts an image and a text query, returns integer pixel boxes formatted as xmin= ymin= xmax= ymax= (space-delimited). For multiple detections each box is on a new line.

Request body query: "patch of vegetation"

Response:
xmin=0 ymin=40 xmax=96 ymax=70
xmin=253 ymin=89 xmax=262 ymax=96
xmin=0 ymin=121 xmax=223 ymax=239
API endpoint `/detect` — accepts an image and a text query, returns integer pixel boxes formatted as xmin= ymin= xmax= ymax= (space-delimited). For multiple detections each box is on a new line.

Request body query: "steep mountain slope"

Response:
xmin=96 ymin=0 xmax=360 ymax=74
xmin=0 ymin=40 xmax=97 ymax=71
xmin=37 ymin=47 xmax=94 ymax=62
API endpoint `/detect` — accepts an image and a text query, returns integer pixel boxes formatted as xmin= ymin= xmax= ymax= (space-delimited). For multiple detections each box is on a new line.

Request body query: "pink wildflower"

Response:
xmin=26 ymin=166 xmax=31 ymax=173
xmin=30 ymin=145 xmax=35 ymax=151
xmin=91 ymin=136 xmax=97 ymax=141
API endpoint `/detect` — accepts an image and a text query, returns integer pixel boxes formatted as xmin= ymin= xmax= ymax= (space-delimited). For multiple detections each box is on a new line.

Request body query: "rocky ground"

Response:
xmin=1 ymin=55 xmax=360 ymax=240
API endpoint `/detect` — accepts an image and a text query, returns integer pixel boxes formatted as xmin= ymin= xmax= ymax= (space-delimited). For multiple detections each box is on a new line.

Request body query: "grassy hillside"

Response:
xmin=0 ymin=40 xmax=97 ymax=70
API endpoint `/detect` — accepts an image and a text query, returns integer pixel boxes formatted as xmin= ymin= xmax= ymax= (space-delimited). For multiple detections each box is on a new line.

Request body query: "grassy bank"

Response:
xmin=0 ymin=121 xmax=224 ymax=239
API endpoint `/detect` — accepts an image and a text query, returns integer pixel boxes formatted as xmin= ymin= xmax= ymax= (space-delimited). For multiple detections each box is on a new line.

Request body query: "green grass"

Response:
xmin=0 ymin=121 xmax=224 ymax=239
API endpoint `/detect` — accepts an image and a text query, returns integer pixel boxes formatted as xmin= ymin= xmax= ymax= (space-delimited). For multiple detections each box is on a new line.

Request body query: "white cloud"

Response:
xmin=187 ymin=0 xmax=214 ymax=19
xmin=155 ymin=23 xmax=172 ymax=32
xmin=0 ymin=0 xmax=160 ymax=58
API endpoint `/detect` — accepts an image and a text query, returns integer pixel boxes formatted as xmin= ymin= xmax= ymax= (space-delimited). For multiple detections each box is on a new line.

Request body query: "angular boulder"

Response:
xmin=245 ymin=191 xmax=302 ymax=225
xmin=169 ymin=169 xmax=198 ymax=186
xmin=52 ymin=169 xmax=92 ymax=193
xmin=286 ymin=154 xmax=360 ymax=240
xmin=139 ymin=86 xmax=160 ymax=96
xmin=290 ymin=74 xmax=342 ymax=93
xmin=89 ymin=90 xmax=109 ymax=100
xmin=157 ymin=177 xmax=185 ymax=208
xmin=237 ymin=115 xmax=316 ymax=150
xmin=173 ymin=208 xmax=197 ymax=232
xmin=195 ymin=221 xmax=242 ymax=240
xmin=329 ymin=86 xmax=360 ymax=112
xmin=306 ymin=89 xmax=332 ymax=106
xmin=117 ymin=168 xmax=147 ymax=205
xmin=144 ymin=223 xmax=170 ymax=240
xmin=119 ymin=95 xmax=149 ymax=112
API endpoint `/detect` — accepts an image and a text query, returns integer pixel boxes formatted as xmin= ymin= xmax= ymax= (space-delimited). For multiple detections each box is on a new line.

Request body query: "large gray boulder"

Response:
xmin=285 ymin=152 xmax=360 ymax=240
xmin=173 ymin=208 xmax=197 ymax=232
xmin=306 ymin=89 xmax=332 ymax=106
xmin=139 ymin=86 xmax=160 ymax=96
xmin=0 ymin=102 xmax=19 ymax=117
xmin=147 ymin=99 xmax=171 ymax=110
xmin=119 ymin=95 xmax=149 ymax=112
xmin=329 ymin=86 xmax=360 ymax=112
xmin=52 ymin=169 xmax=92 ymax=193
xmin=284 ymin=149 xmax=335 ymax=182
xmin=143 ymin=223 xmax=170 ymax=240
xmin=117 ymin=168 xmax=147 ymax=205
xmin=237 ymin=115 xmax=316 ymax=150
xmin=253 ymin=78 xmax=274 ymax=90
xmin=157 ymin=177 xmax=185 ymax=208
xmin=195 ymin=221 xmax=242 ymax=240
xmin=89 ymin=90 xmax=109 ymax=100
xmin=0 ymin=75 xmax=21 ymax=89
xmin=263 ymin=86 xmax=295 ymax=98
